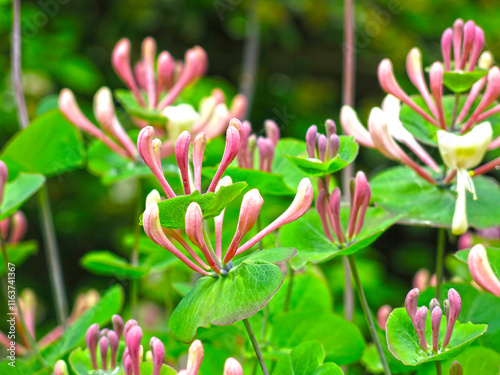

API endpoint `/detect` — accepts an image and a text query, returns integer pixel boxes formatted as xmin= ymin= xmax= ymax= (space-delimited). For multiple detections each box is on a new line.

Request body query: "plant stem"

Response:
xmin=131 ymin=179 xmax=143 ymax=319
xmin=37 ymin=185 xmax=68 ymax=328
xmin=11 ymin=0 xmax=28 ymax=129
xmin=348 ymin=255 xmax=391 ymax=375
xmin=435 ymin=361 xmax=442 ymax=375
xmin=283 ymin=261 xmax=294 ymax=313
xmin=243 ymin=318 xmax=269 ymax=375
xmin=435 ymin=228 xmax=446 ymax=301
xmin=343 ymin=256 xmax=354 ymax=321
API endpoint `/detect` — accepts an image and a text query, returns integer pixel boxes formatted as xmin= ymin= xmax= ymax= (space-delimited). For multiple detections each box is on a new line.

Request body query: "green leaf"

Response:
xmin=272 ymin=138 xmax=312 ymax=192
xmin=279 ymin=207 xmax=401 ymax=270
xmin=271 ymin=311 xmax=366 ymax=365
xmin=169 ymin=259 xmax=285 ymax=342
xmin=153 ymin=182 xmax=247 ymax=229
xmin=0 ymin=241 xmax=38 ymax=276
xmin=273 ymin=340 xmax=343 ymax=375
xmin=0 ymin=360 xmax=33 ymax=375
xmin=284 ymin=136 xmax=358 ymax=177
xmin=115 ymin=89 xmax=166 ymax=123
xmin=442 ymin=70 xmax=488 ymax=93
xmin=455 ymin=246 xmax=500 ymax=279
xmin=202 ymin=167 xmax=296 ymax=196
xmin=46 ymin=285 xmax=124 ymax=365
xmin=386 ymin=307 xmax=487 ymax=366
xmin=464 ymin=293 xmax=500 ymax=350
xmin=237 ymin=247 xmax=297 ymax=265
xmin=68 ymin=347 xmax=98 ymax=375
xmin=80 ymin=251 xmax=149 ymax=279
xmin=0 ymin=173 xmax=45 ymax=221
xmin=370 ymin=166 xmax=500 ymax=229
xmin=0 ymin=109 xmax=85 ymax=178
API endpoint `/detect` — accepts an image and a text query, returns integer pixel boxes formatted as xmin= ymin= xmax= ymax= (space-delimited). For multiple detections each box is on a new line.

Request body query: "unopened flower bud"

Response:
xmin=317 ymin=134 xmax=327 ymax=162
xmin=458 ymin=20 xmax=476 ymax=70
xmin=112 ymin=38 xmax=144 ymax=106
xmin=146 ymin=190 xmax=161 ymax=208
xmin=54 ymin=360 xmax=69 ymax=375
xmin=150 ymin=337 xmax=165 ymax=375
xmin=175 ymin=131 xmax=192 ymax=195
xmin=306 ymin=125 xmax=318 ymax=158
xmin=431 ymin=306 xmax=442 ymax=353
xmin=187 ymin=340 xmax=204 ymax=375
xmin=85 ymin=323 xmax=100 ymax=369
xmin=325 ymin=119 xmax=336 ymax=138
xmin=441 ymin=28 xmax=453 ymax=70
xmin=413 ymin=269 xmax=430 ymax=290
xmin=415 ymin=306 xmax=429 ymax=352
xmin=468 ymin=244 xmax=500 ymax=297
xmin=429 ymin=298 xmax=440 ymax=313
xmin=377 ymin=305 xmax=392 ymax=330
xmin=9 ymin=211 xmax=27 ymax=244
xmin=124 ymin=319 xmax=138 ymax=342
xmin=449 ymin=361 xmax=463 ymax=375
xmin=126 ymin=326 xmax=143 ymax=375
xmin=468 ymin=26 xmax=485 ymax=71
xmin=265 ymin=120 xmax=280 ymax=146
xmin=442 ymin=288 xmax=462 ymax=349
xmin=478 ymin=51 xmax=493 ymax=70
xmin=223 ymin=357 xmax=243 ymax=375
xmin=99 ymin=336 xmax=109 ymax=370
xmin=108 ymin=330 xmax=119 ymax=369
xmin=329 ymin=134 xmax=340 ymax=159
xmin=112 ymin=315 xmax=124 ymax=339
xmin=193 ymin=132 xmax=207 ymax=192
xmin=405 ymin=288 xmax=420 ymax=325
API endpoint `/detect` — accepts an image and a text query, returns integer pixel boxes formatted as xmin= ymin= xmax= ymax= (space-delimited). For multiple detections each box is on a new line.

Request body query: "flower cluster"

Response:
xmin=83 ymin=315 xmax=243 ymax=375
xmin=405 ymin=288 xmax=462 ymax=353
xmin=140 ymin=120 xmax=313 ymax=276
xmin=237 ymin=119 xmax=280 ymax=172
xmin=467 ymin=244 xmax=500 ymax=297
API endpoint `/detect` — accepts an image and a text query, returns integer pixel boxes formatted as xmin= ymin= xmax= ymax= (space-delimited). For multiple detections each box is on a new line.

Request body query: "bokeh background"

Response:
xmin=1 ymin=0 xmax=499 ymax=371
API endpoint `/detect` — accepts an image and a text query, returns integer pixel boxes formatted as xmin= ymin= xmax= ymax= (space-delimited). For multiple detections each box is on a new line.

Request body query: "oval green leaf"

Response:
xmin=442 ymin=70 xmax=488 ymax=93
xmin=80 ymin=251 xmax=149 ymax=279
xmin=0 ymin=173 xmax=45 ymax=221
xmin=115 ymin=89 xmax=167 ymax=123
xmin=0 ymin=241 xmax=38 ymax=276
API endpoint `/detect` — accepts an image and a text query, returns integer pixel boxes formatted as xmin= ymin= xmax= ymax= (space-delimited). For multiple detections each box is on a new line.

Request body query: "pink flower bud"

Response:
xmin=265 ymin=120 xmax=280 ymax=146
xmin=306 ymin=125 xmax=318 ymax=158
xmin=329 ymin=134 xmax=340 ymax=159
xmin=224 ymin=189 xmax=264 ymax=263
xmin=465 ymin=67 xmax=500 ymax=130
xmin=112 ymin=38 xmax=145 ymax=106
xmin=123 ymin=351 xmax=133 ymax=375
xmin=54 ymin=360 xmax=69 ymax=375
xmin=124 ymin=319 xmax=138 ymax=343
xmin=327 ymin=187 xmax=346 ymax=245
xmin=431 ymin=306 xmax=442 ymax=353
xmin=175 ymin=131 xmax=192 ymax=195
xmin=317 ymin=134 xmax=327 ymax=162
xmin=450 ymin=361 xmax=463 ymax=375
xmin=186 ymin=340 xmax=204 ymax=375
xmin=377 ymin=305 xmax=392 ymax=330
xmin=141 ymin=37 xmax=157 ymax=108
xmin=415 ymin=306 xmax=429 ymax=352
xmin=429 ymin=62 xmax=446 ymax=129
xmin=208 ymin=122 xmax=241 ymax=192
xmin=99 ymin=336 xmax=109 ymax=370
xmin=468 ymin=26 xmax=485 ymax=71
xmin=0 ymin=161 xmax=7 ymax=205
xmin=150 ymin=337 xmax=165 ymax=375
xmin=257 ymin=137 xmax=271 ymax=171
xmin=458 ymin=21 xmax=476 ymax=70
xmin=236 ymin=178 xmax=313 ymax=255
xmin=413 ymin=269 xmax=430 ymax=290
xmin=316 ymin=189 xmax=334 ymax=242
xmin=406 ymin=48 xmax=438 ymax=118
xmin=223 ymin=357 xmax=243 ymax=375
xmin=405 ymin=288 xmax=420 ymax=325
xmin=185 ymin=202 xmax=221 ymax=273
xmin=85 ymin=323 xmax=100 ymax=369
xmin=108 ymin=330 xmax=119 ymax=369
xmin=325 ymin=119 xmax=336 ymax=138
xmin=340 ymin=106 xmax=374 ymax=148
xmin=138 ymin=126 xmax=176 ymax=198
xmin=8 ymin=211 xmax=26 ymax=244
xmin=192 ymin=133 xmax=207 ymax=192
xmin=112 ymin=315 xmax=124 ymax=339
xmin=453 ymin=19 xmax=464 ymax=70
xmin=126 ymin=326 xmax=143 ymax=375
xmin=429 ymin=298 xmax=440 ymax=313
xmin=441 ymin=288 xmax=462 ymax=349
xmin=157 ymin=51 xmax=175 ymax=95
xmin=442 ymin=28 xmax=453 ymax=70
xmin=443 ymin=299 xmax=450 ymax=322
xmin=0 ymin=217 xmax=9 ymax=240
xmin=347 ymin=171 xmax=369 ymax=240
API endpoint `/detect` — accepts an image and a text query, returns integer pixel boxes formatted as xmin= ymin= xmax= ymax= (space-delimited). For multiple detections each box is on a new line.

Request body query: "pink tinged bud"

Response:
xmin=143 ymin=202 xmax=211 ymax=276
xmin=157 ymin=51 xmax=175 ymax=95
xmin=257 ymin=137 xmax=270 ymax=171
xmin=406 ymin=48 xmax=438 ymax=118
xmin=405 ymin=288 xmax=420 ymax=326
xmin=112 ymin=38 xmax=145 ymax=107
xmin=429 ymin=298 xmax=440 ymax=313
xmin=223 ymin=358 xmax=243 ymax=375
xmin=429 ymin=62 xmax=446 ymax=129
xmin=134 ymin=62 xmax=147 ymax=91
xmin=413 ymin=269 xmax=430 ymax=290
xmin=193 ymin=133 xmax=207 ymax=192
xmin=237 ymin=178 xmax=313 ymax=255
xmin=317 ymin=134 xmax=327 ymax=162
xmin=126 ymin=326 xmax=143 ymax=375
xmin=468 ymin=26 xmax=485 ymax=71
xmin=442 ymin=288 xmax=462 ymax=349
xmin=443 ymin=299 xmax=450 ymax=322
xmin=123 ymin=352 xmax=133 ymax=375
xmin=316 ymin=189 xmax=334 ymax=242
xmin=377 ymin=305 xmax=392 ymax=330
xmin=325 ymin=119 xmax=337 ymax=138
xmin=340 ymin=106 xmax=375 ymax=148
xmin=108 ymin=330 xmax=119 ymax=369
xmin=456 ymin=76 xmax=487 ymax=125
xmin=185 ymin=202 xmax=222 ymax=273
xmin=354 ymin=180 xmax=370 ymax=237
xmin=442 ymin=28 xmax=453 ymax=71
xmin=453 ymin=19 xmax=464 ymax=70
xmin=224 ymin=189 xmax=264 ymax=263
xmin=450 ymin=361 xmax=463 ymax=375
xmin=214 ymin=210 xmax=225 ymax=261
xmin=468 ymin=244 xmax=500 ymax=297
xmin=85 ymin=323 xmax=100 ymax=370
xmin=9 ymin=211 xmax=27 ymax=244
xmin=99 ymin=336 xmax=109 ymax=370
xmin=306 ymin=125 xmax=318 ymax=158
xmin=415 ymin=306 xmax=429 ymax=352
xmin=0 ymin=161 xmax=7 ymax=205
xmin=141 ymin=37 xmax=157 ymax=108
xmin=150 ymin=337 xmax=165 ymax=375
xmin=329 ymin=134 xmax=340 ymax=160
xmin=265 ymin=120 xmax=280 ymax=146
xmin=112 ymin=315 xmax=124 ymax=339
xmin=347 ymin=171 xmax=369 ymax=240
xmin=325 ymin=187 xmax=345 ymax=245
xmin=138 ymin=127 xmax=176 ymax=198
xmin=124 ymin=319 xmax=138 ymax=343
xmin=175 ymin=131 xmax=192 ymax=195
xmin=237 ymin=121 xmax=252 ymax=168
xmin=458 ymin=21 xmax=476 ymax=70
xmin=431 ymin=306 xmax=443 ymax=353
xmin=229 ymin=94 xmax=248 ymax=120
xmin=208 ymin=123 xmax=241 ymax=193
xmin=378 ymin=59 xmax=440 ymax=127
xmin=187 ymin=340 xmax=204 ymax=375
xmin=54 ymin=360 xmax=69 ymax=375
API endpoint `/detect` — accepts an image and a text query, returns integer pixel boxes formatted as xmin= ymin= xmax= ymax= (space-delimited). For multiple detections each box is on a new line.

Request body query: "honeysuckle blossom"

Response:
xmin=404 ymin=288 xmax=462 ymax=353
xmin=237 ymin=119 xmax=280 ymax=172
xmin=467 ymin=244 xmax=500 ymax=297
xmin=437 ymin=122 xmax=492 ymax=235
xmin=1 ymin=210 xmax=27 ymax=245
xmin=54 ymin=360 xmax=69 ymax=375
xmin=84 ymin=317 xmax=243 ymax=375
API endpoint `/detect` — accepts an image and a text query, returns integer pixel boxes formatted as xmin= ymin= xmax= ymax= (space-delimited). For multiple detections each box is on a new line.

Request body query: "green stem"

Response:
xmin=435 ymin=228 xmax=446 ymax=301
xmin=343 ymin=256 xmax=354 ymax=321
xmin=435 ymin=361 xmax=442 ymax=375
xmin=243 ymin=318 xmax=269 ymax=375
xmin=348 ymin=255 xmax=391 ymax=375
xmin=202 ymin=223 xmax=223 ymax=270
xmin=37 ymin=185 xmax=68 ymax=328
xmin=131 ymin=179 xmax=143 ymax=319
xmin=283 ymin=261 xmax=294 ymax=313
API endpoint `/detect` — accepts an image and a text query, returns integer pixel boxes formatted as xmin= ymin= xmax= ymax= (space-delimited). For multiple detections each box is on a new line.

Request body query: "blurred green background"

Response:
xmin=0 ymin=0 xmax=498 ymax=370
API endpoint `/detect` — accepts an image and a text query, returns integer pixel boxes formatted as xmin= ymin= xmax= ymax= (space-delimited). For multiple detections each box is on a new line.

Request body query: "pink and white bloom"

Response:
xmin=467 ymin=244 xmax=500 ymax=297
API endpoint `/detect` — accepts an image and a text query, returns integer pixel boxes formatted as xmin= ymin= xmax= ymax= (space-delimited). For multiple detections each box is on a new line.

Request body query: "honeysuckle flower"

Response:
xmin=442 ymin=288 xmax=462 ymax=349
xmin=99 ymin=335 xmax=110 ymax=370
xmin=467 ymin=244 xmax=500 ymax=297
xmin=437 ymin=122 xmax=492 ymax=234
xmin=224 ymin=358 xmax=244 ymax=375
xmin=414 ymin=307 xmax=429 ymax=352
xmin=59 ymin=88 xmax=138 ymax=160
xmin=86 ymin=323 xmax=100 ymax=369
xmin=150 ymin=337 xmax=165 ymax=375
xmin=187 ymin=339 xmax=204 ymax=375
xmin=127 ymin=325 xmax=143 ymax=375
xmin=54 ymin=360 xmax=69 ymax=375
xmin=164 ymin=104 xmax=200 ymax=141
xmin=431 ymin=306 xmax=443 ymax=353
xmin=376 ymin=305 xmax=392 ymax=330
xmin=237 ymin=119 xmax=280 ymax=172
